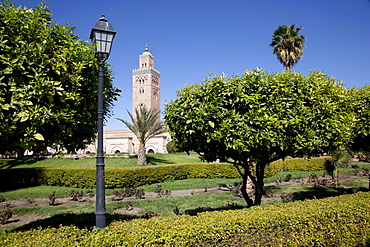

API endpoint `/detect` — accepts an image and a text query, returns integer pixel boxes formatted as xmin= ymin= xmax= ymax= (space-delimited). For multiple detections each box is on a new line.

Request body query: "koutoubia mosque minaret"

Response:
xmin=132 ymin=45 xmax=161 ymax=116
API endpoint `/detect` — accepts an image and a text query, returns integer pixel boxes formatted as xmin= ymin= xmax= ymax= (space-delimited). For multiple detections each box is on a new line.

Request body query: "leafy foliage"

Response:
xmin=166 ymin=140 xmax=182 ymax=153
xmin=348 ymin=85 xmax=370 ymax=156
xmin=269 ymin=24 xmax=305 ymax=70
xmin=164 ymin=69 xmax=353 ymax=206
xmin=0 ymin=158 xmax=333 ymax=191
xmin=265 ymin=157 xmax=327 ymax=177
xmin=0 ymin=1 xmax=120 ymax=154
xmin=1 ymin=192 xmax=369 ymax=246
xmin=0 ymin=204 xmax=13 ymax=224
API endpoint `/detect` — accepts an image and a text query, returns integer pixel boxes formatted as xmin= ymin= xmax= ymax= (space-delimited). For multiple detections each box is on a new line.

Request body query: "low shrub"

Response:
xmin=264 ymin=157 xmax=328 ymax=177
xmin=0 ymin=163 xmax=239 ymax=190
xmin=166 ymin=140 xmax=182 ymax=153
xmin=0 ymin=205 xmax=12 ymax=224
xmin=1 ymin=192 xmax=369 ymax=246
xmin=48 ymin=192 xmax=56 ymax=206
xmin=0 ymin=158 xmax=328 ymax=190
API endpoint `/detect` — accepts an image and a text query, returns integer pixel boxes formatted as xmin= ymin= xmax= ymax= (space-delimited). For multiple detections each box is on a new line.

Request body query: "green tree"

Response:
xmin=348 ymin=85 xmax=370 ymax=159
xmin=117 ymin=107 xmax=165 ymax=166
xmin=166 ymin=140 xmax=182 ymax=153
xmin=0 ymin=1 xmax=120 ymax=155
xmin=269 ymin=24 xmax=305 ymax=70
xmin=164 ymin=69 xmax=353 ymax=206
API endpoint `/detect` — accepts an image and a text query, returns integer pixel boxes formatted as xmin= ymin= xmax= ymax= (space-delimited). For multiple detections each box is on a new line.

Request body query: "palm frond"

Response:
xmin=117 ymin=106 xmax=165 ymax=145
xmin=269 ymin=24 xmax=305 ymax=70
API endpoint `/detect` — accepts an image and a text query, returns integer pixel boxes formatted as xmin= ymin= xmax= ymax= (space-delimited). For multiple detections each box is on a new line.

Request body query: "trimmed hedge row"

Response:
xmin=0 ymin=163 xmax=239 ymax=190
xmin=0 ymin=158 xmax=328 ymax=190
xmin=1 ymin=192 xmax=369 ymax=246
xmin=264 ymin=157 xmax=328 ymax=177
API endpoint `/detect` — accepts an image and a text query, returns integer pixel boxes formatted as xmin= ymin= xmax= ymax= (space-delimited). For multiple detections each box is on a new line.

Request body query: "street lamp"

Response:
xmin=90 ymin=15 xmax=116 ymax=229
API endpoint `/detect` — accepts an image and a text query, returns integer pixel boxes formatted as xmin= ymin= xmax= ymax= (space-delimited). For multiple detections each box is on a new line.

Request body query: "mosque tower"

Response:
xmin=132 ymin=45 xmax=161 ymax=118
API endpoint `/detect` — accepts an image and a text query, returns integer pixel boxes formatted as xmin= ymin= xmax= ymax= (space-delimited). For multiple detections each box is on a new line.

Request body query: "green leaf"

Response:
xmin=20 ymin=116 xmax=28 ymax=122
xmin=34 ymin=133 xmax=44 ymax=141
xmin=1 ymin=104 xmax=10 ymax=110
xmin=4 ymin=67 xmax=13 ymax=74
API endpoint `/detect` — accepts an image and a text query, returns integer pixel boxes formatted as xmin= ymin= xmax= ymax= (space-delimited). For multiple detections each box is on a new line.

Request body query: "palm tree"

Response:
xmin=328 ymin=150 xmax=351 ymax=187
xmin=269 ymin=24 xmax=305 ymax=70
xmin=117 ymin=106 xmax=165 ymax=166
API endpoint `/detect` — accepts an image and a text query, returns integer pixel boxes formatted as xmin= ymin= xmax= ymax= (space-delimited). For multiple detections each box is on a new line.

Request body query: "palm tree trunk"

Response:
xmin=333 ymin=168 xmax=339 ymax=187
xmin=137 ymin=143 xmax=147 ymax=166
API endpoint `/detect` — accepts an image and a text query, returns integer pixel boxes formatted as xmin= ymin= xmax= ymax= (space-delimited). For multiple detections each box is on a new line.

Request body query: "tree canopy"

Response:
xmin=0 ymin=1 xmax=120 ymax=155
xmin=269 ymin=24 xmax=305 ymax=70
xmin=348 ymin=85 xmax=370 ymax=156
xmin=164 ymin=69 xmax=353 ymax=206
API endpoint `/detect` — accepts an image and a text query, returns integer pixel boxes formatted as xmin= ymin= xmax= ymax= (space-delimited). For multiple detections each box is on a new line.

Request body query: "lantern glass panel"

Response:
xmin=105 ymin=42 xmax=112 ymax=54
xmin=107 ymin=33 xmax=114 ymax=42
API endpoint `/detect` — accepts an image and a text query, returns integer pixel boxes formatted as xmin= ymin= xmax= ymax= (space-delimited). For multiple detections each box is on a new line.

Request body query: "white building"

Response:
xmin=85 ymin=45 xmax=170 ymax=155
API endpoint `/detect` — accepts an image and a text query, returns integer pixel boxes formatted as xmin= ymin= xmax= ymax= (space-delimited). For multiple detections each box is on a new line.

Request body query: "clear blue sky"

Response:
xmin=10 ymin=0 xmax=370 ymax=130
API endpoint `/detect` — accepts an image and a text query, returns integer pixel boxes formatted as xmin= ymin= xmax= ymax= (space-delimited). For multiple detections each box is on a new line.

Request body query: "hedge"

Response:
xmin=0 ymin=158 xmax=328 ymax=190
xmin=264 ymin=157 xmax=328 ymax=177
xmin=0 ymin=163 xmax=239 ymax=190
xmin=1 ymin=192 xmax=369 ymax=246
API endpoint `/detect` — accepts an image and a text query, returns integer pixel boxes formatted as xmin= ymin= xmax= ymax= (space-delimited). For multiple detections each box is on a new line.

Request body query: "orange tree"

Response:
xmin=164 ymin=69 xmax=353 ymax=207
xmin=349 ymin=85 xmax=370 ymax=158
xmin=0 ymin=1 xmax=120 ymax=155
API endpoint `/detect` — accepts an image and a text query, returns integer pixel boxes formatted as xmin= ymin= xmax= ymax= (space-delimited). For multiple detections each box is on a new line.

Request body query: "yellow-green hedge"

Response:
xmin=0 ymin=158 xmax=328 ymax=190
xmin=264 ymin=157 xmax=328 ymax=177
xmin=0 ymin=163 xmax=240 ymax=190
xmin=1 ymin=192 xmax=369 ymax=246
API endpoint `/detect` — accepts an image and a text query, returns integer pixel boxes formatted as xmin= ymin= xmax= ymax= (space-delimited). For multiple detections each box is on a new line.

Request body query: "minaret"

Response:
xmin=132 ymin=45 xmax=161 ymax=117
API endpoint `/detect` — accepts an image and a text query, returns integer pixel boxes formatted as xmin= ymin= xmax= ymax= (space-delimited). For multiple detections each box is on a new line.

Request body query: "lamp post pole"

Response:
xmin=90 ymin=15 xmax=116 ymax=229
xmin=95 ymin=58 xmax=106 ymax=228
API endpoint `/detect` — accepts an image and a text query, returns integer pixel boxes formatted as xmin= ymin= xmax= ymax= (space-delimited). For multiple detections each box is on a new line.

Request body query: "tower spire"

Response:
xmin=145 ymin=44 xmax=149 ymax=51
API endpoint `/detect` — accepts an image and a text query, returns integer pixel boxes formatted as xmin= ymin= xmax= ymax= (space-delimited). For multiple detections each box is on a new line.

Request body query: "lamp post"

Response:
xmin=90 ymin=15 xmax=116 ymax=229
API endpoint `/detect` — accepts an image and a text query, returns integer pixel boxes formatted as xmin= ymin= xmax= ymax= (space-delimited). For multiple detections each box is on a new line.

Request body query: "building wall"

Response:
xmin=85 ymin=129 xmax=170 ymax=154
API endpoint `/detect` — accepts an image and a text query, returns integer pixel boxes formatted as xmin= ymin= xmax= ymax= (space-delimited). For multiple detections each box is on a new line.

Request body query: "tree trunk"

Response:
xmin=254 ymin=181 xmax=264 ymax=206
xmin=240 ymin=170 xmax=254 ymax=207
xmin=137 ymin=143 xmax=147 ymax=166
xmin=16 ymin=149 xmax=24 ymax=158
xmin=332 ymin=168 xmax=339 ymax=187
xmin=254 ymin=161 xmax=266 ymax=206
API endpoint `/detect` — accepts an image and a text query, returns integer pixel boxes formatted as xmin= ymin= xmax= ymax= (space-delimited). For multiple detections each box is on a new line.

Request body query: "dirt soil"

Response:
xmin=0 ymin=174 xmax=365 ymax=228
xmin=0 ymin=187 xmax=231 ymax=227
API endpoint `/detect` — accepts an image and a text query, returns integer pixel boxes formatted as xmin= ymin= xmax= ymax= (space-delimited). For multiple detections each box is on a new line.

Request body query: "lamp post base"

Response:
xmin=95 ymin=211 xmax=106 ymax=229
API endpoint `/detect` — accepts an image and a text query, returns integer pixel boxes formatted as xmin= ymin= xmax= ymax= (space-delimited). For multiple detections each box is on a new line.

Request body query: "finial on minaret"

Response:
xmin=145 ymin=44 xmax=148 ymax=51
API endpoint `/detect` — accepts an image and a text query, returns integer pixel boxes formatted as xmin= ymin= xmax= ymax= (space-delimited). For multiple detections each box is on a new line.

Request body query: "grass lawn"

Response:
xmin=0 ymin=153 xmax=204 ymax=169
